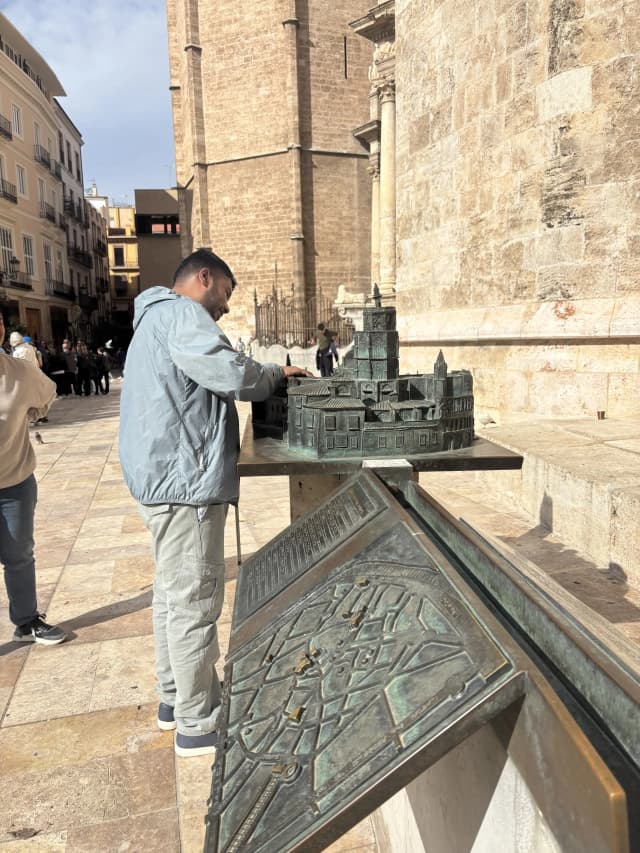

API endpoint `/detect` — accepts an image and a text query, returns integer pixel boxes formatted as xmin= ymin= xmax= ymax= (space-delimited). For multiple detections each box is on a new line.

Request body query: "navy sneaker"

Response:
xmin=13 ymin=615 xmax=66 ymax=646
xmin=175 ymin=730 xmax=218 ymax=758
xmin=157 ymin=702 xmax=176 ymax=731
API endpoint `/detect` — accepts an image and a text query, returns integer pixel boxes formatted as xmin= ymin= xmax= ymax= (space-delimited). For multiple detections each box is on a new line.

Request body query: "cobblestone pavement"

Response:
xmin=0 ymin=384 xmax=378 ymax=853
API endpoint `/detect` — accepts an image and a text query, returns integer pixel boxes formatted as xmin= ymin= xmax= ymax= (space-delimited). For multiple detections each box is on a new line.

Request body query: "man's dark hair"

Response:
xmin=317 ymin=323 xmax=325 ymax=331
xmin=173 ymin=248 xmax=237 ymax=289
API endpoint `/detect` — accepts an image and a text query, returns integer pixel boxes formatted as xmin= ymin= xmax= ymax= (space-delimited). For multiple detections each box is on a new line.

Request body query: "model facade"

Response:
xmin=286 ymin=302 xmax=474 ymax=459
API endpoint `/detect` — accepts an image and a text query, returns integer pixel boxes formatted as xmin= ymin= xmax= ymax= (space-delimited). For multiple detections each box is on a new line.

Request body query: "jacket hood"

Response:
xmin=133 ymin=286 xmax=180 ymax=329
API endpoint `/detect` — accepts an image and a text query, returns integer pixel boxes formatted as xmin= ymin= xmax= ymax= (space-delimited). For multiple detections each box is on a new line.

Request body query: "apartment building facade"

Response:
xmin=108 ymin=205 xmax=139 ymax=339
xmin=0 ymin=13 xmax=107 ymax=344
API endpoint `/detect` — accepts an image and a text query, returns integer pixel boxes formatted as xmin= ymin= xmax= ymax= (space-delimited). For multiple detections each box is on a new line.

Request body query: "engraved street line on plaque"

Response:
xmin=234 ymin=476 xmax=386 ymax=627
xmin=207 ymin=521 xmax=519 ymax=853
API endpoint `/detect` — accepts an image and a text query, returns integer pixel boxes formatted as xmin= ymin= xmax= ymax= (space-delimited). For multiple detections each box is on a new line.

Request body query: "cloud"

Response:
xmin=1 ymin=0 xmax=175 ymax=201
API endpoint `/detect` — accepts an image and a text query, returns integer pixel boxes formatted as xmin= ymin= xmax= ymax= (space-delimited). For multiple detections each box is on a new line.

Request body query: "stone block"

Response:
xmin=522 ymin=297 xmax=614 ymax=338
xmin=610 ymin=295 xmax=640 ymax=335
xmin=536 ymin=67 xmax=593 ymax=122
xmin=610 ymin=486 xmax=640 ymax=588
xmin=523 ymin=225 xmax=585 ymax=269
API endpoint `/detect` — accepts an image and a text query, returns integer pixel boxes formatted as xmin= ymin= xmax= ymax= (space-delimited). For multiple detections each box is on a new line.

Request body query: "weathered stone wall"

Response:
xmin=167 ymin=0 xmax=373 ymax=341
xmin=395 ymin=0 xmax=640 ymax=419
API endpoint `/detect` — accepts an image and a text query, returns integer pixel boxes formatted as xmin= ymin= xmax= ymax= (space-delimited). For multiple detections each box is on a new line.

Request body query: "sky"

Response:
xmin=1 ymin=0 xmax=176 ymax=205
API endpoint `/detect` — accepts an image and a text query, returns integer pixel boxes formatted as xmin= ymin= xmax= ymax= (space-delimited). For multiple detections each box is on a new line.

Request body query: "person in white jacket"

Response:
xmin=9 ymin=331 xmax=39 ymax=369
xmin=0 ymin=314 xmax=66 ymax=645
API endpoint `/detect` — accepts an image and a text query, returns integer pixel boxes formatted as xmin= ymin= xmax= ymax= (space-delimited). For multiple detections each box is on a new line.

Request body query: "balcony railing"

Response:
xmin=0 ymin=113 xmax=11 ymax=140
xmin=33 ymin=144 xmax=51 ymax=168
xmin=50 ymin=159 xmax=62 ymax=180
xmin=45 ymin=279 xmax=75 ymax=300
xmin=78 ymin=292 xmax=99 ymax=311
xmin=1 ymin=179 xmax=18 ymax=203
xmin=40 ymin=201 xmax=57 ymax=223
xmin=3 ymin=271 xmax=33 ymax=291
xmin=67 ymin=246 xmax=93 ymax=268
xmin=57 ymin=211 xmax=67 ymax=230
xmin=109 ymin=227 xmax=126 ymax=236
xmin=96 ymin=276 xmax=110 ymax=293
xmin=63 ymin=197 xmax=84 ymax=224
xmin=94 ymin=238 xmax=107 ymax=256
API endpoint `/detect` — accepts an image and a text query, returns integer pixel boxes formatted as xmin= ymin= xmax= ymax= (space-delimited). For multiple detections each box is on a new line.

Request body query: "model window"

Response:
xmin=295 ymin=412 xmax=302 ymax=427
xmin=325 ymin=415 xmax=336 ymax=431
xmin=16 ymin=165 xmax=27 ymax=196
xmin=348 ymin=415 xmax=359 ymax=430
xmin=23 ymin=235 xmax=35 ymax=277
xmin=12 ymin=104 xmax=22 ymax=137
xmin=350 ymin=436 xmax=359 ymax=449
xmin=335 ymin=435 xmax=348 ymax=448
xmin=378 ymin=436 xmax=386 ymax=449
xmin=395 ymin=434 xmax=404 ymax=448
xmin=419 ymin=433 xmax=427 ymax=447
xmin=326 ymin=436 xmax=334 ymax=450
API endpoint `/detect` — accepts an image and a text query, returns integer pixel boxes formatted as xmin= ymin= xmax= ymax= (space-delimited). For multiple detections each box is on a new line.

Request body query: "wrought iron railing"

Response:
xmin=94 ymin=238 xmax=107 ymax=256
xmin=254 ymin=288 xmax=355 ymax=349
xmin=45 ymin=279 xmax=75 ymax=300
xmin=50 ymin=159 xmax=62 ymax=180
xmin=1 ymin=178 xmax=18 ymax=203
xmin=96 ymin=277 xmax=110 ymax=293
xmin=33 ymin=144 xmax=51 ymax=168
xmin=67 ymin=246 xmax=93 ymax=268
xmin=5 ymin=272 xmax=33 ymax=291
xmin=40 ymin=201 xmax=57 ymax=222
xmin=0 ymin=113 xmax=11 ymax=139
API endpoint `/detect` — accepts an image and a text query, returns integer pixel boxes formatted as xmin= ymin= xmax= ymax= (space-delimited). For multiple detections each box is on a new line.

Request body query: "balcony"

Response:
xmin=78 ymin=292 xmax=99 ymax=311
xmin=63 ymin=197 xmax=85 ymax=224
xmin=2 ymin=271 xmax=33 ymax=291
xmin=67 ymin=246 xmax=93 ymax=268
xmin=0 ymin=113 xmax=11 ymax=140
xmin=108 ymin=228 xmax=126 ymax=236
xmin=1 ymin=179 xmax=18 ymax=203
xmin=94 ymin=238 xmax=107 ymax=256
xmin=96 ymin=276 xmax=110 ymax=293
xmin=40 ymin=201 xmax=57 ymax=223
xmin=33 ymin=144 xmax=51 ymax=169
xmin=50 ymin=159 xmax=62 ymax=180
xmin=57 ymin=211 xmax=67 ymax=230
xmin=45 ymin=279 xmax=75 ymax=300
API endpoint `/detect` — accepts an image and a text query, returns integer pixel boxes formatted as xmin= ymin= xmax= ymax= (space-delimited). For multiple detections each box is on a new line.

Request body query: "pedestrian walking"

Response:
xmin=119 ymin=249 xmax=309 ymax=757
xmin=0 ymin=313 xmax=66 ymax=646
xmin=315 ymin=322 xmax=336 ymax=377
xmin=9 ymin=332 xmax=40 ymax=369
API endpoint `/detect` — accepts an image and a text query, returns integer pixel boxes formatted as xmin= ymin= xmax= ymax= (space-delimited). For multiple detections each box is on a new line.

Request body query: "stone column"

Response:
xmin=369 ymin=154 xmax=381 ymax=289
xmin=378 ymin=81 xmax=396 ymax=299
xmin=283 ymin=1 xmax=306 ymax=302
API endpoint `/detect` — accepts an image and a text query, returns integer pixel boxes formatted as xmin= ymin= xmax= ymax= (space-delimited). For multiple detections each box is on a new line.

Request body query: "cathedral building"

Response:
xmin=166 ymin=0 xmax=374 ymax=337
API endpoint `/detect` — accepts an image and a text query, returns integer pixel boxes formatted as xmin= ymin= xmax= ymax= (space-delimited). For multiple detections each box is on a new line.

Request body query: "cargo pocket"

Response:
xmin=178 ymin=557 xmax=220 ymax=619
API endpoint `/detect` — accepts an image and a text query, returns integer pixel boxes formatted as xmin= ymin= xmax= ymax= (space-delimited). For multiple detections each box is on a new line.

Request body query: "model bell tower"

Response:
xmin=351 ymin=285 xmax=399 ymax=381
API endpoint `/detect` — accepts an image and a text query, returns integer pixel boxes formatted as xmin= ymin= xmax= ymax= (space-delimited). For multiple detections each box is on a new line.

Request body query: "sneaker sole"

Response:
xmin=174 ymin=742 xmax=217 ymax=758
xmin=158 ymin=718 xmax=177 ymax=731
xmin=13 ymin=635 xmax=66 ymax=645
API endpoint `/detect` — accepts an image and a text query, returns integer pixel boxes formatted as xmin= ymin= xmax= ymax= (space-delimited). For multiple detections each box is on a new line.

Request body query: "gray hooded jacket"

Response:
xmin=119 ymin=287 xmax=283 ymax=505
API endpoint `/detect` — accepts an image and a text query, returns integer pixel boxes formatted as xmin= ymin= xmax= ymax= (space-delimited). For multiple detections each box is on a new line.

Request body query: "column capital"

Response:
xmin=377 ymin=79 xmax=396 ymax=103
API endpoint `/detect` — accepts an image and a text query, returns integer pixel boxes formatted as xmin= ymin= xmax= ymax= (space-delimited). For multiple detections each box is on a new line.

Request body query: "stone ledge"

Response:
xmin=475 ymin=417 xmax=640 ymax=586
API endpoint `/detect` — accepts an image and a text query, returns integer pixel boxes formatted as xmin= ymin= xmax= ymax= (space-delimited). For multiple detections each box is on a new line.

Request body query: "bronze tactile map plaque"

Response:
xmin=206 ymin=473 xmax=520 ymax=852
xmin=234 ymin=477 xmax=386 ymax=627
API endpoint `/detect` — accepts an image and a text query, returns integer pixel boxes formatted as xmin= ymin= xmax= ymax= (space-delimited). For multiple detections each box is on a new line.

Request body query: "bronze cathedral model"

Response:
xmin=253 ymin=290 xmax=475 ymax=459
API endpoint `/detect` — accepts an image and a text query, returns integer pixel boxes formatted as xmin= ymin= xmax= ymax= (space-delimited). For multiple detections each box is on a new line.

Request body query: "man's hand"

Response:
xmin=282 ymin=365 xmax=313 ymax=379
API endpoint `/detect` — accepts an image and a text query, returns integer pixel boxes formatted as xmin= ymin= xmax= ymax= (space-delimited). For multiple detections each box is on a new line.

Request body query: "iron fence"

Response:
xmin=254 ymin=288 xmax=354 ymax=349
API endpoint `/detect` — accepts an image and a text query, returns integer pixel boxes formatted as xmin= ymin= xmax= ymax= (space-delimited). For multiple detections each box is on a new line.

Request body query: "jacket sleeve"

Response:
xmin=27 ymin=368 xmax=57 ymax=419
xmin=168 ymin=298 xmax=284 ymax=401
